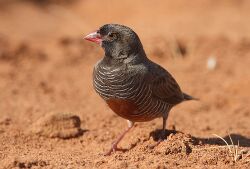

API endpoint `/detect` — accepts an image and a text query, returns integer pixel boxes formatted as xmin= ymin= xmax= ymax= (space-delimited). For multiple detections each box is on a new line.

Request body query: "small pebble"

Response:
xmin=206 ymin=56 xmax=217 ymax=70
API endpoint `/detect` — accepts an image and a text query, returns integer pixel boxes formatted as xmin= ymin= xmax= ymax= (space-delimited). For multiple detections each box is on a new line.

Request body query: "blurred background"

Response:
xmin=0 ymin=0 xmax=249 ymax=168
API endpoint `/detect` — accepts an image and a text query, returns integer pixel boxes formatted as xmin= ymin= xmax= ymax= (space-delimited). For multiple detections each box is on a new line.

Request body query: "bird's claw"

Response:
xmin=104 ymin=143 xmax=118 ymax=156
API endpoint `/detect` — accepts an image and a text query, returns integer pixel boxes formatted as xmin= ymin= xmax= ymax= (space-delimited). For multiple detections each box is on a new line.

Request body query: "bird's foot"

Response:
xmin=104 ymin=122 xmax=135 ymax=156
xmin=104 ymin=142 xmax=127 ymax=156
xmin=104 ymin=142 xmax=117 ymax=156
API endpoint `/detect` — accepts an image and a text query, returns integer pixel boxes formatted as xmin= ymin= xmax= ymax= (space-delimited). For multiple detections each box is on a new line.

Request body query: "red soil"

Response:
xmin=0 ymin=0 xmax=249 ymax=168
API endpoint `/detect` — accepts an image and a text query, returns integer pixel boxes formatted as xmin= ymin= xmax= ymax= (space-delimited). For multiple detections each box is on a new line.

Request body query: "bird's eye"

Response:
xmin=108 ymin=32 xmax=117 ymax=39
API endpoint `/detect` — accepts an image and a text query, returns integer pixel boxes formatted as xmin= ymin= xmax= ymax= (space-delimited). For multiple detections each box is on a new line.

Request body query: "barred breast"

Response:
xmin=93 ymin=60 xmax=172 ymax=122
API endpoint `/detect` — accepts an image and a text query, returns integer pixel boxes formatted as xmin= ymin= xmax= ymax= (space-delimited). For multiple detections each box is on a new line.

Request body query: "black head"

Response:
xmin=84 ymin=24 xmax=146 ymax=61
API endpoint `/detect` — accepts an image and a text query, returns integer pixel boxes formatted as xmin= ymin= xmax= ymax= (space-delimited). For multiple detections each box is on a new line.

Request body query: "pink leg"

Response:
xmin=105 ymin=120 xmax=134 ymax=156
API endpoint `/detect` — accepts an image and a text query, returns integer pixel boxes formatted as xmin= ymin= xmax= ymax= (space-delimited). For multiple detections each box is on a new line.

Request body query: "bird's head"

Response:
xmin=84 ymin=24 xmax=146 ymax=61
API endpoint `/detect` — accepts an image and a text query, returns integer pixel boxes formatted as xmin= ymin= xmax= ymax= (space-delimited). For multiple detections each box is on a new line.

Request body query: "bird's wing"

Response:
xmin=149 ymin=64 xmax=184 ymax=105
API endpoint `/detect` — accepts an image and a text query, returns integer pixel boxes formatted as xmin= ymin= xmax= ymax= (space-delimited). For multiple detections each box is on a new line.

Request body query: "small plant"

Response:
xmin=213 ymin=134 xmax=249 ymax=162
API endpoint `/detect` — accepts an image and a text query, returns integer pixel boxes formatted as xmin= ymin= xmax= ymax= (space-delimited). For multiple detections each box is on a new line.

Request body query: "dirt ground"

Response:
xmin=0 ymin=0 xmax=250 ymax=168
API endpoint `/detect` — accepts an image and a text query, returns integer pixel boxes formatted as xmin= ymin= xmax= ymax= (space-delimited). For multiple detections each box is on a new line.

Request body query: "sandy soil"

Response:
xmin=0 ymin=0 xmax=250 ymax=168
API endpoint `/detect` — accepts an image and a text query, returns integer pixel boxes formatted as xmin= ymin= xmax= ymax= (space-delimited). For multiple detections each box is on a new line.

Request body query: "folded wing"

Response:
xmin=150 ymin=66 xmax=184 ymax=105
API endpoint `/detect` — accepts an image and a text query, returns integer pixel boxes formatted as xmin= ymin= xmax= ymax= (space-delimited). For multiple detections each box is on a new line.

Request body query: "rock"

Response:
xmin=30 ymin=112 xmax=83 ymax=139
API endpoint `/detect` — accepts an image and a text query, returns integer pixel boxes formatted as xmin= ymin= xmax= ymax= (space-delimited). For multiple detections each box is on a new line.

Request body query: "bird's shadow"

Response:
xmin=150 ymin=129 xmax=250 ymax=147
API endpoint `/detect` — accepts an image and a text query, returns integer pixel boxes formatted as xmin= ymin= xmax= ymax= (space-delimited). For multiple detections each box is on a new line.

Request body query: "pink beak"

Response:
xmin=83 ymin=31 xmax=102 ymax=45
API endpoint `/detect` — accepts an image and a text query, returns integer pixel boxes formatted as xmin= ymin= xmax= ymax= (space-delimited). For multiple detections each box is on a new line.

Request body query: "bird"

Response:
xmin=84 ymin=24 xmax=196 ymax=155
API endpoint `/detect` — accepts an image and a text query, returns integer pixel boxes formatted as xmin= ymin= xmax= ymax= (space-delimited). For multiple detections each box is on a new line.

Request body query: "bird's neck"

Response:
xmin=104 ymin=48 xmax=147 ymax=66
xmin=102 ymin=55 xmax=123 ymax=67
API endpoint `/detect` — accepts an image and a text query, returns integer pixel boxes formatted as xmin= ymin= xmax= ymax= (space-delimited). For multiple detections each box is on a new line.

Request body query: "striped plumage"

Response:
xmin=93 ymin=59 xmax=177 ymax=122
xmin=84 ymin=24 xmax=196 ymax=155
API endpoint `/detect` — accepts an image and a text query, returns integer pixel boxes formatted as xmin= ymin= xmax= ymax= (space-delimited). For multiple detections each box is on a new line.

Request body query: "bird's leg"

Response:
xmin=159 ymin=116 xmax=167 ymax=142
xmin=105 ymin=120 xmax=134 ymax=156
xmin=150 ymin=115 xmax=168 ymax=149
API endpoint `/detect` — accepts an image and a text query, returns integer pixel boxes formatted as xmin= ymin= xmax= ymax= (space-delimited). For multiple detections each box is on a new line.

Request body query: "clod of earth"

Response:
xmin=30 ymin=112 xmax=83 ymax=139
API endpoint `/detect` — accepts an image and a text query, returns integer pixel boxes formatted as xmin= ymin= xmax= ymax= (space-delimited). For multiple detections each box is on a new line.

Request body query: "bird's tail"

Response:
xmin=183 ymin=93 xmax=199 ymax=101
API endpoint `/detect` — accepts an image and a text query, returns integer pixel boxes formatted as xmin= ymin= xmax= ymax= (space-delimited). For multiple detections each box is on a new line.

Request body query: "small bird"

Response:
xmin=84 ymin=24 xmax=196 ymax=155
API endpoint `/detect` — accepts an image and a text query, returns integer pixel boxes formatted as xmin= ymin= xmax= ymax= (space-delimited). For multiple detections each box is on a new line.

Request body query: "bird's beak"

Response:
xmin=83 ymin=31 xmax=102 ymax=45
